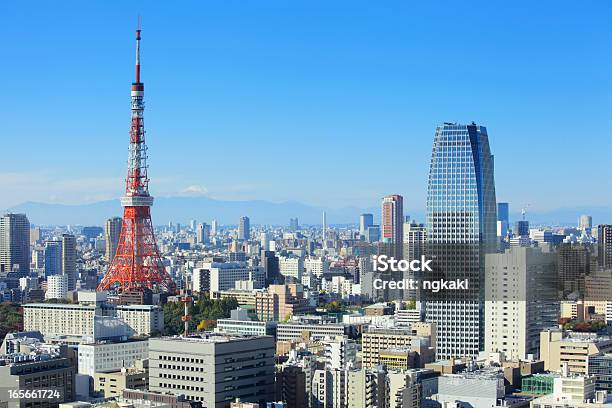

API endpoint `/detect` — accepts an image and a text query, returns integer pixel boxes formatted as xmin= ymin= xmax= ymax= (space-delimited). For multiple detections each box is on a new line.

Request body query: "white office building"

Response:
xmin=279 ymin=256 xmax=304 ymax=281
xmin=78 ymin=339 xmax=149 ymax=378
xmin=207 ymin=262 xmax=264 ymax=294
xmin=305 ymin=257 xmax=329 ymax=277
xmin=46 ymin=274 xmax=68 ymax=300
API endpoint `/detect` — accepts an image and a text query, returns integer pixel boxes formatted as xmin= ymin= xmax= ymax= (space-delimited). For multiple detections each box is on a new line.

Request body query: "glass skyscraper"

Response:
xmin=425 ymin=122 xmax=497 ymax=359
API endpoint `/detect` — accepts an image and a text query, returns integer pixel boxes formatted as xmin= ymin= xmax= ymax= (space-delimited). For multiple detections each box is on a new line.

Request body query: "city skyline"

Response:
xmin=0 ymin=3 xmax=610 ymax=408
xmin=1 ymin=1 xmax=612 ymax=214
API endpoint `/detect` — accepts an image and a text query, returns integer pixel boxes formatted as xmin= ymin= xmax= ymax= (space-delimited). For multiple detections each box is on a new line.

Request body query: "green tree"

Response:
xmin=0 ymin=303 xmax=23 ymax=341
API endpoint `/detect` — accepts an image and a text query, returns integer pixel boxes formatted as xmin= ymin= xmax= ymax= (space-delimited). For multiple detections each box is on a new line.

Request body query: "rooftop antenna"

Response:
xmin=521 ymin=204 xmax=530 ymax=221
xmin=135 ymin=16 xmax=141 ymax=83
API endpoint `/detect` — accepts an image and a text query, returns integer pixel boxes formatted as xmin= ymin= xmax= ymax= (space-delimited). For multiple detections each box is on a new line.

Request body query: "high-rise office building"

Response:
xmin=364 ymin=225 xmax=380 ymax=243
xmin=262 ymin=250 xmax=281 ymax=284
xmin=0 ymin=213 xmax=30 ymax=274
xmin=402 ymin=220 xmax=427 ymax=300
xmin=30 ymin=226 xmax=41 ymax=246
xmin=403 ymin=221 xmax=426 ymax=262
xmin=597 ymin=224 xmax=612 ymax=268
xmin=260 ymin=232 xmax=271 ymax=251
xmin=425 ymin=122 xmax=497 ymax=359
xmin=289 ymin=217 xmax=299 ymax=232
xmin=558 ymin=243 xmax=591 ymax=293
xmin=322 ymin=211 xmax=328 ymax=249
xmin=211 ymin=219 xmax=218 ymax=235
xmin=485 ymin=246 xmax=558 ymax=360
xmin=104 ymin=217 xmax=122 ymax=263
xmin=196 ymin=223 xmax=210 ymax=244
xmin=579 ymin=214 xmax=593 ymax=232
xmin=497 ymin=202 xmax=509 ymax=238
xmin=238 ymin=216 xmax=250 ymax=241
xmin=31 ymin=247 xmax=44 ymax=270
xmin=61 ymin=234 xmax=77 ymax=291
xmin=514 ymin=220 xmax=530 ymax=237
xmin=44 ymin=240 xmax=62 ymax=277
xmin=82 ymin=226 xmax=103 ymax=240
xmin=45 ymin=274 xmax=69 ymax=300
xmin=381 ymin=195 xmax=404 ymax=258
xmin=359 ymin=214 xmax=374 ymax=236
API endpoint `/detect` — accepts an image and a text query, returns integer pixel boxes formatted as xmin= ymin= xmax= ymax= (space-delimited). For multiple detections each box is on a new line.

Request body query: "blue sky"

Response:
xmin=1 ymin=1 xmax=611 ymax=214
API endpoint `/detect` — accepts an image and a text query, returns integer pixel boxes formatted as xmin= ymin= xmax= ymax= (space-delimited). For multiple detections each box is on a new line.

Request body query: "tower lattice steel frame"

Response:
xmin=97 ymin=24 xmax=175 ymax=294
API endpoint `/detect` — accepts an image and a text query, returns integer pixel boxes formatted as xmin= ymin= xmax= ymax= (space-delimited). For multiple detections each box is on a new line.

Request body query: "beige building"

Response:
xmin=584 ymin=269 xmax=612 ymax=321
xmin=361 ymin=324 xmax=435 ymax=368
xmin=540 ymin=329 xmax=612 ymax=374
xmin=115 ymin=304 xmax=163 ymax=335
xmin=347 ymin=368 xmax=387 ymax=408
xmin=255 ymin=284 xmax=313 ymax=321
xmin=561 ymin=301 xmax=585 ymax=321
xmin=387 ymin=370 xmax=421 ymax=408
xmin=379 ymin=348 xmax=419 ymax=371
xmin=94 ymin=360 xmax=148 ymax=398
xmin=213 ymin=289 xmax=258 ymax=307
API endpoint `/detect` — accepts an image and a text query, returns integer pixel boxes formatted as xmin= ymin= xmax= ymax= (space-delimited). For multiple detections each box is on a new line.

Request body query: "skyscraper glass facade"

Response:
xmin=425 ymin=122 xmax=497 ymax=359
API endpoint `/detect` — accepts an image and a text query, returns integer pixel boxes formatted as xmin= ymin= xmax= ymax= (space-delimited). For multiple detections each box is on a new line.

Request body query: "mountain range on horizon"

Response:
xmin=5 ymin=196 xmax=612 ymax=228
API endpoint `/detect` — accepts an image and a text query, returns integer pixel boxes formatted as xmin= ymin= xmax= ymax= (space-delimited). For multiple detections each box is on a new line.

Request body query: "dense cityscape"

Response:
xmin=1 ymin=10 xmax=612 ymax=408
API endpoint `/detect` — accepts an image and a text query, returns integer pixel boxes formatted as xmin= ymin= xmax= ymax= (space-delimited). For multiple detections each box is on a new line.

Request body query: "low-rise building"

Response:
xmin=148 ymin=334 xmax=275 ymax=407
xmin=216 ymin=308 xmax=277 ymax=337
xmin=0 ymin=344 xmax=76 ymax=407
xmin=22 ymin=294 xmax=163 ymax=340
xmin=540 ymin=329 xmax=612 ymax=374
xmin=78 ymin=339 xmax=148 ymax=379
xmin=255 ymin=284 xmax=313 ymax=322
xmin=276 ymin=321 xmax=349 ymax=343
xmin=94 ymin=360 xmax=148 ymax=398
xmin=361 ymin=324 xmax=436 ymax=369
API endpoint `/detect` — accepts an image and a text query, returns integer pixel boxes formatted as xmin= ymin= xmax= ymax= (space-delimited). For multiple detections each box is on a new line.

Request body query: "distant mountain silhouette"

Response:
xmin=6 ymin=197 xmax=611 ymax=227
xmin=7 ymin=197 xmax=384 ymax=226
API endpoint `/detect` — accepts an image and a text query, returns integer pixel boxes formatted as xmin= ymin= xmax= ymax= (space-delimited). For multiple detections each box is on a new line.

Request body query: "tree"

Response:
xmin=0 ymin=302 xmax=23 ymax=342
xmin=162 ymin=295 xmax=239 ymax=336
xmin=197 ymin=319 xmax=216 ymax=331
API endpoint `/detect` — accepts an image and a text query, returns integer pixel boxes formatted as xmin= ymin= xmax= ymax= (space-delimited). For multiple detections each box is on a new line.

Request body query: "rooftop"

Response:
xmin=152 ymin=333 xmax=272 ymax=344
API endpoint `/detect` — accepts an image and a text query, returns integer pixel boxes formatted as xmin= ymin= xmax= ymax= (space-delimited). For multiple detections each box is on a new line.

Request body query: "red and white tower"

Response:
xmin=98 ymin=24 xmax=176 ymax=294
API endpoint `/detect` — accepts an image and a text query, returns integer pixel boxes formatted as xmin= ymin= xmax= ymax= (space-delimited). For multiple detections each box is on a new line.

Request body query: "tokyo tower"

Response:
xmin=98 ymin=24 xmax=176 ymax=294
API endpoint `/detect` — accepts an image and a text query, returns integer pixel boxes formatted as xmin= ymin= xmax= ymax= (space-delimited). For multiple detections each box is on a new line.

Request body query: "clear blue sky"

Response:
xmin=1 ymin=1 xmax=611 ymax=214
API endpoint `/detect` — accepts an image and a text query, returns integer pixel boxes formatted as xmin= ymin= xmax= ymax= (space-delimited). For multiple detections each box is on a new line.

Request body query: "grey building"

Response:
xmin=62 ymin=234 xmax=77 ymax=291
xmin=485 ymin=246 xmax=559 ymax=360
xmin=238 ymin=216 xmax=250 ymax=241
xmin=588 ymin=352 xmax=612 ymax=393
xmin=104 ymin=217 xmax=122 ymax=263
xmin=44 ymin=240 xmax=62 ymax=277
xmin=597 ymin=224 xmax=612 ymax=268
xmin=0 ymin=349 xmax=76 ymax=408
xmin=0 ymin=213 xmax=30 ymax=274
xmin=359 ymin=214 xmax=374 ymax=237
xmin=429 ymin=369 xmax=505 ymax=408
xmin=425 ymin=123 xmax=497 ymax=360
xmin=148 ymin=334 xmax=275 ymax=407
